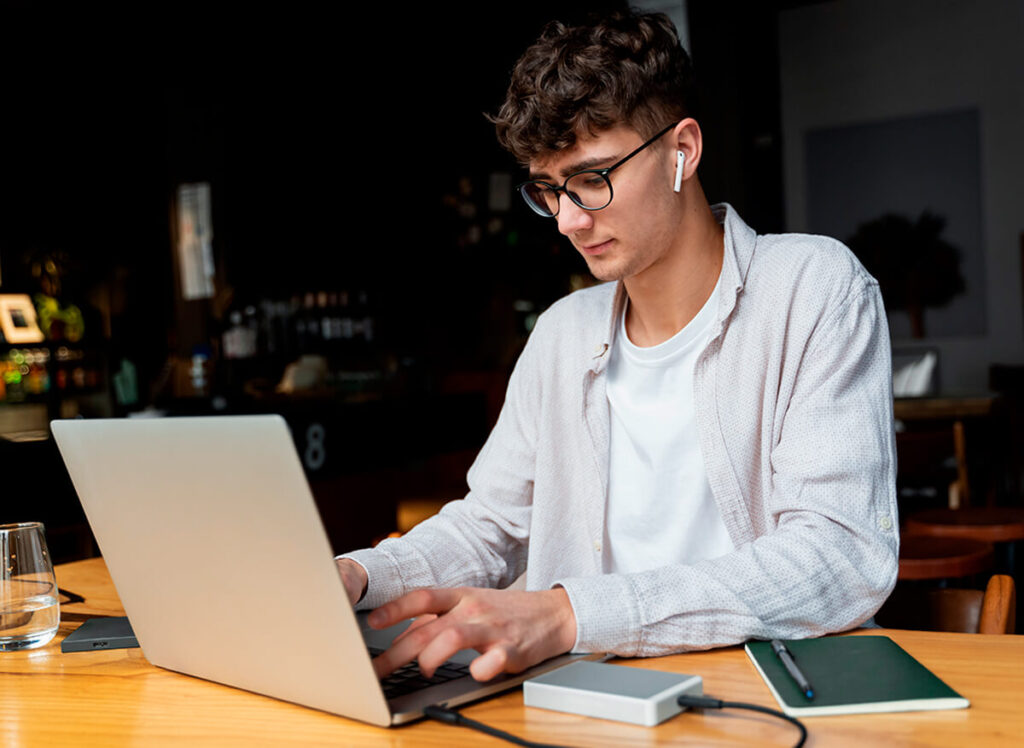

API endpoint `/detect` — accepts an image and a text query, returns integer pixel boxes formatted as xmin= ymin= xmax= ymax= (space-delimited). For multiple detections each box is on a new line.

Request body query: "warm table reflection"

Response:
xmin=1 ymin=557 xmax=1022 ymax=746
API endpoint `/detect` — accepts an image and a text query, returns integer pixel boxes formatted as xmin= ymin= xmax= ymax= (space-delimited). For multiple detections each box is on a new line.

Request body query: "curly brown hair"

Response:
xmin=491 ymin=11 xmax=696 ymax=165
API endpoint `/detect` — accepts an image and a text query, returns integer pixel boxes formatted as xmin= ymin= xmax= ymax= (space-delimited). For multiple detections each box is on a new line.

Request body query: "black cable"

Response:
xmin=424 ymin=694 xmax=807 ymax=747
xmin=423 ymin=705 xmax=570 ymax=748
xmin=677 ymin=695 xmax=807 ymax=748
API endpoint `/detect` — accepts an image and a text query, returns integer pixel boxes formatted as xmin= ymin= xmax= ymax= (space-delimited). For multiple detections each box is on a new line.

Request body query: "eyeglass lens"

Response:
xmin=521 ymin=172 xmax=612 ymax=217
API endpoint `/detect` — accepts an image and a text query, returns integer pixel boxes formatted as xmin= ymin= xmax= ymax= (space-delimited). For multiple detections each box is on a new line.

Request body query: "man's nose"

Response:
xmin=556 ymin=195 xmax=595 ymax=236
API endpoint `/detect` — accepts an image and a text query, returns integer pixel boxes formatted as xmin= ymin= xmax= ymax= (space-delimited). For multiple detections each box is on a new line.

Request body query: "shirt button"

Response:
xmin=878 ymin=516 xmax=893 ymax=531
xmin=593 ymin=541 xmax=602 ymax=552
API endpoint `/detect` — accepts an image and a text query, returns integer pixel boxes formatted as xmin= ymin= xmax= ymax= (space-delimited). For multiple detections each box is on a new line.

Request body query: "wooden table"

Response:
xmin=897 ymin=535 xmax=994 ymax=580
xmin=893 ymin=395 xmax=996 ymax=422
xmin=3 ymin=558 xmax=1023 ymax=746
xmin=906 ymin=508 xmax=1024 ymax=544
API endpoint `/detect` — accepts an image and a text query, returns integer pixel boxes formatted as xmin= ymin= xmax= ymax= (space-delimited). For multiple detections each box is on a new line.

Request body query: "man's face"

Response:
xmin=528 ymin=125 xmax=682 ymax=283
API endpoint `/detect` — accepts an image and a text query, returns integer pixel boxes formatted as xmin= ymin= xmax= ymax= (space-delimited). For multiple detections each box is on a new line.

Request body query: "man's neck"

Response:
xmin=623 ymin=200 xmax=725 ymax=347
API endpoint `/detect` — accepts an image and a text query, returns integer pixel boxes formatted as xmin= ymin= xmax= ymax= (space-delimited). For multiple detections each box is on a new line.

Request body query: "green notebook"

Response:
xmin=745 ymin=636 xmax=970 ymax=717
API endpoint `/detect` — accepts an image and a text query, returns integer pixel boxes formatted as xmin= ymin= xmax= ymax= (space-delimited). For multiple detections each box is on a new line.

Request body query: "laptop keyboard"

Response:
xmin=368 ymin=646 xmax=472 ymax=699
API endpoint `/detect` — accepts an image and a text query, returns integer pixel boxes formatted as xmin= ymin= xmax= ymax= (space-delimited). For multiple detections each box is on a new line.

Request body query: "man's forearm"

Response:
xmin=557 ymin=516 xmax=897 ymax=657
xmin=339 ymin=493 xmax=531 ymax=611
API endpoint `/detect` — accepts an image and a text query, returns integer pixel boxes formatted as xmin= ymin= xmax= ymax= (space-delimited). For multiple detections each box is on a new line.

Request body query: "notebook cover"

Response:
xmin=745 ymin=636 xmax=970 ymax=717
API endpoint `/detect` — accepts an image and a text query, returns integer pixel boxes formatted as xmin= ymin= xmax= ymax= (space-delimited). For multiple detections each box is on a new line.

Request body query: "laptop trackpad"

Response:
xmin=357 ymin=612 xmax=477 ymax=665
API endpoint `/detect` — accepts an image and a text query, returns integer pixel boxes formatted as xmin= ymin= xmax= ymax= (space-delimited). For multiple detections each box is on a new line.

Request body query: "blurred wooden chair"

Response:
xmin=930 ymin=574 xmax=1016 ymax=634
xmin=976 ymin=575 xmax=1017 ymax=634
xmin=879 ymin=574 xmax=1016 ymax=634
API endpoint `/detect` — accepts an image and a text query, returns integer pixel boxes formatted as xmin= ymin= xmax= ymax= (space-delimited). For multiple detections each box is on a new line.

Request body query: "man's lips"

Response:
xmin=579 ymin=238 xmax=613 ymax=256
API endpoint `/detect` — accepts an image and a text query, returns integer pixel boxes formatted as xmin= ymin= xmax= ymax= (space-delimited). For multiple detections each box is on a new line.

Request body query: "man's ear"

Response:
xmin=671 ymin=118 xmax=702 ymax=185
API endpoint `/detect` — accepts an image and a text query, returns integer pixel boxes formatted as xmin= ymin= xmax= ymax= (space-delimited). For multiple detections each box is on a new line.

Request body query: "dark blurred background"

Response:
xmin=1 ymin=1 xmax=1022 ymax=568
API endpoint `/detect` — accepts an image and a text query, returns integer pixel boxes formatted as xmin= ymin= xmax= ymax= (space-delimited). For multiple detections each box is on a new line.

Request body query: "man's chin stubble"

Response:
xmin=585 ymin=256 xmax=632 ymax=283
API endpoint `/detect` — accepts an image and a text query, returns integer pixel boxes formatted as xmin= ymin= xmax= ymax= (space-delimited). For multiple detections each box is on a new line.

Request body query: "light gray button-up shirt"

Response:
xmin=345 ymin=204 xmax=898 ymax=656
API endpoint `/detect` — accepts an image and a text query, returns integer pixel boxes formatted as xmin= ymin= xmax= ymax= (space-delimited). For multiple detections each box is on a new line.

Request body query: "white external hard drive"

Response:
xmin=523 ymin=661 xmax=703 ymax=727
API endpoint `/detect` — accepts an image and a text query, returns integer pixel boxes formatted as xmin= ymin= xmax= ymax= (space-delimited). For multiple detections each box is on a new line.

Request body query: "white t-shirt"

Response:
xmin=604 ymin=274 xmax=734 ymax=574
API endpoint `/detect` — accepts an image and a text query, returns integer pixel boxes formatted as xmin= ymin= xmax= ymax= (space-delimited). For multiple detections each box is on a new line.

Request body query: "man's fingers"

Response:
xmin=415 ymin=622 xmax=490 ymax=678
xmin=368 ymin=587 xmax=576 ymax=683
xmin=372 ymin=651 xmax=396 ymax=680
xmin=375 ymin=619 xmax=491 ymax=680
xmin=392 ymin=614 xmax=438 ymax=644
xmin=368 ymin=588 xmax=462 ymax=629
xmin=469 ymin=646 xmax=511 ymax=682
xmin=371 ymin=615 xmax=451 ymax=678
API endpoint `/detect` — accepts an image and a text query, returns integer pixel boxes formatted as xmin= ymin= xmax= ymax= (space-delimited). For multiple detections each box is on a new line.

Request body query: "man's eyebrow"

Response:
xmin=529 ymin=153 xmax=622 ymax=181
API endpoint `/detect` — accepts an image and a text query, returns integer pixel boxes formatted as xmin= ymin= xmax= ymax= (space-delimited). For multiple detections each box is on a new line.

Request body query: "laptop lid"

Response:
xmin=52 ymin=415 xmax=393 ymax=726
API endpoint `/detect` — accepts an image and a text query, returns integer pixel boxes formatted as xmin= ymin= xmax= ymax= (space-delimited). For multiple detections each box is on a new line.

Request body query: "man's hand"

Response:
xmin=335 ymin=558 xmax=368 ymax=605
xmin=368 ymin=587 xmax=577 ymax=682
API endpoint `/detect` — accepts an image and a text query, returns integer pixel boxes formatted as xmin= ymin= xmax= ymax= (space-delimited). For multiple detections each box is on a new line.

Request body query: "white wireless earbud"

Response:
xmin=673 ymin=150 xmax=686 ymax=192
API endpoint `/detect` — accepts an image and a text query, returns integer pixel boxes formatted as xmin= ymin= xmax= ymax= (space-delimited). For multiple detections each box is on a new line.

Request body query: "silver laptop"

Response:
xmin=51 ymin=415 xmax=598 ymax=726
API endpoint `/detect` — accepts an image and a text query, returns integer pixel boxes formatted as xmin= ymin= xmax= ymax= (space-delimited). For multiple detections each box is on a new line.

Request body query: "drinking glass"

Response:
xmin=0 ymin=522 xmax=60 ymax=650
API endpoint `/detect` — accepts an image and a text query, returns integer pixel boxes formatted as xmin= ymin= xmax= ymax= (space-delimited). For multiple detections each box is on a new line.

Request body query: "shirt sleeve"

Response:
xmin=555 ymin=282 xmax=899 ymax=655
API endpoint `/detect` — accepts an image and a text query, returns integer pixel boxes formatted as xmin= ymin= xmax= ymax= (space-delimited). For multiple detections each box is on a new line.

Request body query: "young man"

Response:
xmin=337 ymin=11 xmax=898 ymax=683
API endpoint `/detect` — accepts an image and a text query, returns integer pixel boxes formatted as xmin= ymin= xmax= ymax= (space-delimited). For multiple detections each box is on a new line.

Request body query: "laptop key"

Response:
xmin=433 ymin=665 xmax=470 ymax=680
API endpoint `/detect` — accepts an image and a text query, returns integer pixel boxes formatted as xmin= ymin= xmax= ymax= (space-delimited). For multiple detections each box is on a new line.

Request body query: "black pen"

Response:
xmin=770 ymin=639 xmax=815 ymax=700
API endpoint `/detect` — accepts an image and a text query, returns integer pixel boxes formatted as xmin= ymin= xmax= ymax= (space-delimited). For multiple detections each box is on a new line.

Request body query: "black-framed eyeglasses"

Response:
xmin=516 ymin=122 xmax=677 ymax=218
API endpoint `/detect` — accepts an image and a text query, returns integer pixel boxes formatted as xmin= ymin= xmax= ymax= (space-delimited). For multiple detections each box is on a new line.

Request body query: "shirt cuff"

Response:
xmin=554 ymin=574 xmax=643 ymax=656
xmin=336 ymin=548 xmax=405 ymax=610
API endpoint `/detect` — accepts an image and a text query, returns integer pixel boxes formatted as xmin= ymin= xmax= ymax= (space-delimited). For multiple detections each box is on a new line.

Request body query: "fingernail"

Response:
xmin=368 ymin=611 xmax=384 ymax=627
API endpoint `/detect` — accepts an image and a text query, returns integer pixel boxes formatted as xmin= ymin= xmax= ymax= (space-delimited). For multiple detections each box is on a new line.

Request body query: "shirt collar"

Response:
xmin=591 ymin=202 xmax=755 ymax=374
xmin=714 ymin=202 xmax=755 ymax=325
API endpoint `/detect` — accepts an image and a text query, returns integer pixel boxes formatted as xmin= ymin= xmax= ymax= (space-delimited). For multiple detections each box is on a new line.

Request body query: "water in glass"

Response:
xmin=1 ymin=522 xmax=60 ymax=651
